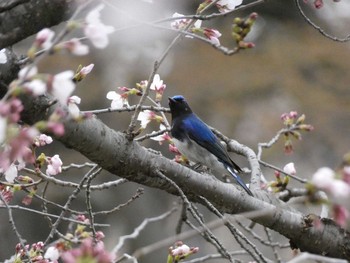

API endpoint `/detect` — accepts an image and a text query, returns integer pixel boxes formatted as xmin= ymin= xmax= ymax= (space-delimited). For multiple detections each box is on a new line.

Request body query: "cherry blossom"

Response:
xmin=106 ymin=91 xmax=129 ymax=109
xmin=74 ymin=64 xmax=94 ymax=82
xmin=51 ymin=71 xmax=76 ymax=105
xmin=150 ymin=74 xmax=166 ymax=101
xmin=171 ymin=13 xmax=202 ymax=32
xmin=24 ymin=79 xmax=47 ymax=96
xmin=3 ymin=163 xmax=18 ymax=183
xmin=216 ymin=0 xmax=243 ymax=13
xmin=18 ymin=65 xmax=38 ymax=81
xmin=46 ymin=154 xmax=63 ymax=176
xmin=44 ymin=246 xmax=60 ymax=261
xmin=0 ymin=98 xmax=23 ymax=123
xmin=0 ymin=49 xmax=7 ymax=64
xmin=203 ymin=28 xmax=222 ymax=45
xmin=150 ymin=124 xmax=171 ymax=143
xmin=67 ymin=95 xmax=81 ymax=118
xmin=311 ymin=167 xmax=350 ymax=206
xmin=171 ymin=244 xmax=190 ymax=256
xmin=311 ymin=167 xmax=336 ymax=190
xmin=61 ymin=238 xmax=113 ymax=263
xmin=137 ymin=110 xmax=163 ymax=129
xmin=34 ymin=134 xmax=53 ymax=147
xmin=283 ymin=162 xmax=296 ymax=175
xmin=64 ymin=38 xmax=89 ymax=56
xmin=84 ymin=4 xmax=115 ymax=49
xmin=35 ymin=28 xmax=55 ymax=49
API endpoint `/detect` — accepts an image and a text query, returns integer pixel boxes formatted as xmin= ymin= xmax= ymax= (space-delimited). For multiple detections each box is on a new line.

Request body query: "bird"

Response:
xmin=168 ymin=95 xmax=253 ymax=196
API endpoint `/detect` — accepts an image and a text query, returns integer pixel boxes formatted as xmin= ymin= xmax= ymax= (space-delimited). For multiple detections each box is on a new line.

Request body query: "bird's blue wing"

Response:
xmin=182 ymin=115 xmax=242 ymax=172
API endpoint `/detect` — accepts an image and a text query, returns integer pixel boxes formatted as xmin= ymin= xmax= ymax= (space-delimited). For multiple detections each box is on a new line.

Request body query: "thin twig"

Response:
xmin=132 ymin=208 xmax=275 ymax=260
xmin=0 ymin=192 xmax=33 ymax=263
xmin=264 ymin=227 xmax=281 ymax=263
xmin=112 ymin=207 xmax=178 ymax=256
xmin=43 ymin=165 xmax=99 ymax=245
xmin=259 ymin=160 xmax=308 ymax=183
xmin=294 ymin=0 xmax=350 ymax=42
xmin=93 ymin=188 xmax=144 ymax=216
xmin=155 ymin=170 xmax=235 ymax=262
xmin=200 ymin=196 xmax=269 ymax=263
xmin=85 ymin=167 xmax=102 ymax=241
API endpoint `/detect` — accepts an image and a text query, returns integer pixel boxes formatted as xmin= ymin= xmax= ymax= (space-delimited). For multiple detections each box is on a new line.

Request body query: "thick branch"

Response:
xmin=0 ymin=0 xmax=77 ymax=49
xmin=20 ymin=96 xmax=350 ymax=260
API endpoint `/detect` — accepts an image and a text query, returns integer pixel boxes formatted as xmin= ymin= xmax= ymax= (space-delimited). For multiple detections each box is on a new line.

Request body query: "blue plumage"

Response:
xmin=169 ymin=95 xmax=253 ymax=196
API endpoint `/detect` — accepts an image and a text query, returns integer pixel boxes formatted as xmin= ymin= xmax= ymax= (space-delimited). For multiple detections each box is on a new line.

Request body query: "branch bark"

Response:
xmin=0 ymin=0 xmax=77 ymax=50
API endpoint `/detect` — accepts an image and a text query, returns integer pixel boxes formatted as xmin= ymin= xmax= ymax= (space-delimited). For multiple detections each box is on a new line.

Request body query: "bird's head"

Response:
xmin=168 ymin=95 xmax=193 ymax=118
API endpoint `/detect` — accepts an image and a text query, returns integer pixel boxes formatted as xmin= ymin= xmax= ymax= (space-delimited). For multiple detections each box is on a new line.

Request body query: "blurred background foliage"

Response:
xmin=1 ymin=0 xmax=350 ymax=262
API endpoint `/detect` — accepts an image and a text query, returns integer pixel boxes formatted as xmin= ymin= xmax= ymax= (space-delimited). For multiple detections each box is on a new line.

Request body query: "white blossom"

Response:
xmin=106 ymin=91 xmax=128 ymax=109
xmin=0 ymin=49 xmax=7 ymax=64
xmin=84 ymin=4 xmax=115 ymax=49
xmin=52 ymin=71 xmax=75 ymax=105
xmin=283 ymin=162 xmax=296 ymax=175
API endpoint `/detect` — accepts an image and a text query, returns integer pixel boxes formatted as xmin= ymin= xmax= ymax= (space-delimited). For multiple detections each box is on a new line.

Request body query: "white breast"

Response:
xmin=172 ymin=138 xmax=227 ymax=176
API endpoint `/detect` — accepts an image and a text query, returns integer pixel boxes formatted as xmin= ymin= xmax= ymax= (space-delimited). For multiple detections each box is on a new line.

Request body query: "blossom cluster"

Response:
xmin=9 ymin=222 xmax=112 ymax=263
xmin=310 ymin=165 xmax=350 ymax=227
xmin=167 ymin=241 xmax=199 ymax=263
xmin=0 ymin=4 xmax=113 ymax=206
xmin=280 ymin=111 xmax=314 ymax=154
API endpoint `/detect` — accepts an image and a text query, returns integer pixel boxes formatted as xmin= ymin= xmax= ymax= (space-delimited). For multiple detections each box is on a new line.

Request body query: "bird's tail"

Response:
xmin=226 ymin=166 xmax=253 ymax=196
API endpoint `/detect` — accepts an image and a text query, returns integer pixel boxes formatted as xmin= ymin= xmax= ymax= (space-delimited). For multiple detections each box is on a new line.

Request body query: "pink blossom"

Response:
xmin=203 ymin=28 xmax=222 ymax=45
xmin=216 ymin=0 xmax=243 ymax=13
xmin=0 ymin=98 xmax=24 ymax=123
xmin=333 ymin=205 xmax=349 ymax=227
xmin=95 ymin=231 xmax=105 ymax=241
xmin=150 ymin=74 xmax=166 ymax=92
xmin=8 ymin=127 xmax=38 ymax=165
xmin=0 ymin=186 xmax=13 ymax=205
xmin=34 ymin=134 xmax=53 ymax=147
xmin=106 ymin=91 xmax=129 ymax=109
xmin=311 ymin=167 xmax=350 ymax=205
xmin=61 ymin=238 xmax=113 ymax=263
xmin=150 ymin=74 xmax=166 ymax=101
xmin=80 ymin=64 xmax=94 ymax=76
xmin=46 ymin=154 xmax=63 ymax=176
xmin=47 ymin=122 xmax=65 ymax=136
xmin=171 ymin=244 xmax=190 ymax=256
xmin=169 ymin=144 xmax=180 ymax=154
xmin=35 ymin=28 xmax=55 ymax=49
xmin=76 ymin=214 xmax=90 ymax=224
xmin=150 ymin=124 xmax=171 ymax=143
xmin=64 ymin=38 xmax=89 ymax=56
xmin=51 ymin=71 xmax=76 ymax=105
xmin=283 ymin=162 xmax=296 ymax=175
xmin=171 ymin=13 xmax=202 ymax=33
xmin=84 ymin=4 xmax=115 ymax=49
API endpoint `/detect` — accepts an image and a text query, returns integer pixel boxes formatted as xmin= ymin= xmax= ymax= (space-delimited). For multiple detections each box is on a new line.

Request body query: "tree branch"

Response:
xmin=0 ymin=0 xmax=78 ymax=50
xmin=19 ymin=95 xmax=350 ymax=260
